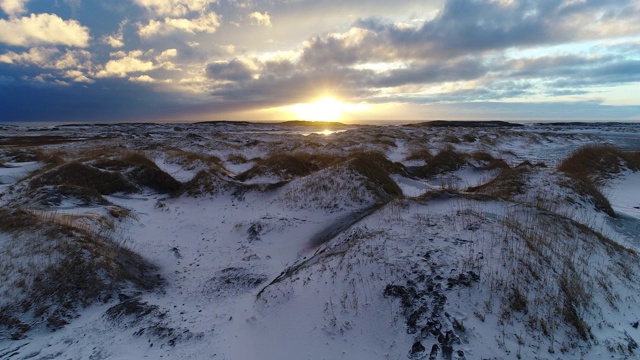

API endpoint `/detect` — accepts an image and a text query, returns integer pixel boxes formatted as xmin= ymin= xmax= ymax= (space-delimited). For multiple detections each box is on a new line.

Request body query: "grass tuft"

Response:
xmin=27 ymin=185 xmax=110 ymax=208
xmin=227 ymin=153 xmax=248 ymax=164
xmin=405 ymin=149 xmax=433 ymax=163
xmin=237 ymin=152 xmax=343 ymax=182
xmin=28 ymin=151 xmax=182 ymax=196
xmin=558 ymin=145 xmax=640 ymax=184
xmin=348 ymin=152 xmax=403 ymax=199
xmin=0 ymin=208 xmax=160 ymax=339
xmin=421 ymin=148 xmax=467 ymax=177
xmin=181 ymin=169 xmax=228 ymax=197
xmin=30 ymin=162 xmax=138 ymax=195
xmin=467 ymin=167 xmax=528 ymax=199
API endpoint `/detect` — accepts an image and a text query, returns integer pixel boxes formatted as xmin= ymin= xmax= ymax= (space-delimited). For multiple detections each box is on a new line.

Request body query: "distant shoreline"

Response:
xmin=1 ymin=119 xmax=639 ymax=128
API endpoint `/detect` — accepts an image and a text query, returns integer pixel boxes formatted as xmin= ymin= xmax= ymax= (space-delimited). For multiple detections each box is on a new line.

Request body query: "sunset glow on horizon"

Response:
xmin=281 ymin=96 xmax=370 ymax=121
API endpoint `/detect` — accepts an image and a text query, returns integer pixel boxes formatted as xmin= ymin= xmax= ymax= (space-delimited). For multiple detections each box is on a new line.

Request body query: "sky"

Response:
xmin=0 ymin=0 xmax=639 ymax=123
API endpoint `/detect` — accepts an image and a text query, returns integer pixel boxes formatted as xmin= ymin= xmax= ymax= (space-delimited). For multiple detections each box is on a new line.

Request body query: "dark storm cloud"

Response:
xmin=304 ymin=0 xmax=639 ymax=69
xmin=501 ymin=56 xmax=640 ymax=88
xmin=206 ymin=59 xmax=255 ymax=82
xmin=350 ymin=0 xmax=639 ymax=59
xmin=372 ymin=57 xmax=489 ymax=88
xmin=0 ymin=77 xmax=186 ymax=122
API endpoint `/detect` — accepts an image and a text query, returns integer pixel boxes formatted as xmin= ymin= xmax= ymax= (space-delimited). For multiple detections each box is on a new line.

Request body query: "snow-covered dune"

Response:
xmin=1 ymin=121 xmax=639 ymax=359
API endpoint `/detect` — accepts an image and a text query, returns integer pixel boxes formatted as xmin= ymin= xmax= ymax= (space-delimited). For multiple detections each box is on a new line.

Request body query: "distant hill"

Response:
xmin=278 ymin=120 xmax=349 ymax=128
xmin=405 ymin=120 xmax=523 ymax=128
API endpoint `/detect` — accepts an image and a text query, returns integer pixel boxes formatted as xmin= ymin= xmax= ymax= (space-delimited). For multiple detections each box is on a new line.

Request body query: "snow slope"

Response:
xmin=1 ymin=122 xmax=639 ymax=360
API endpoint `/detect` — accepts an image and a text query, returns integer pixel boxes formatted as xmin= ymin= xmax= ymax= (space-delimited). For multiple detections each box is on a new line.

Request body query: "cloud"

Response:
xmin=134 ymin=0 xmax=215 ymax=17
xmin=1 ymin=47 xmax=95 ymax=85
xmin=156 ymin=48 xmax=178 ymax=62
xmin=0 ymin=0 xmax=29 ymax=17
xmin=1 ymin=0 xmax=639 ymax=122
xmin=63 ymin=69 xmax=94 ymax=83
xmin=0 ymin=13 xmax=90 ymax=47
xmin=370 ymin=57 xmax=489 ymax=88
xmin=129 ymin=74 xmax=167 ymax=83
xmin=206 ymin=58 xmax=255 ymax=82
xmin=137 ymin=11 xmax=220 ymax=37
xmin=101 ymin=20 xmax=127 ymax=48
xmin=0 ymin=77 xmax=189 ymax=122
xmin=296 ymin=0 xmax=640 ymax=68
xmin=0 ymin=47 xmax=58 ymax=66
xmin=96 ymin=52 xmax=157 ymax=78
xmin=248 ymin=11 xmax=271 ymax=27
xmin=0 ymin=47 xmax=92 ymax=70
xmin=103 ymin=35 xmax=124 ymax=48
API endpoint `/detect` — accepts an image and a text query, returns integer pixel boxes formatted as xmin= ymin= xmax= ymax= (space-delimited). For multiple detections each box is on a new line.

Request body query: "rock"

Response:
xmin=429 ymin=344 xmax=439 ymax=360
xmin=409 ymin=341 xmax=426 ymax=359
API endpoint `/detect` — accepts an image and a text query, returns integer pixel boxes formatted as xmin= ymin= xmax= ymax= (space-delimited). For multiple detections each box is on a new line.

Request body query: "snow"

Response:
xmin=1 ymin=121 xmax=639 ymax=360
xmin=606 ymin=171 xmax=640 ymax=221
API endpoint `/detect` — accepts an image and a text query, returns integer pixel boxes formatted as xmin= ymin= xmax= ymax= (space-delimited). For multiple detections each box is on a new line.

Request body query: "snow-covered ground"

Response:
xmin=1 ymin=121 xmax=639 ymax=360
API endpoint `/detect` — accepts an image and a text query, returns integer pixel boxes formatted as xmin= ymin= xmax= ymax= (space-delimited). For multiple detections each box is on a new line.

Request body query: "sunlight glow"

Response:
xmin=284 ymin=96 xmax=369 ymax=121
xmin=302 ymin=129 xmax=347 ymax=136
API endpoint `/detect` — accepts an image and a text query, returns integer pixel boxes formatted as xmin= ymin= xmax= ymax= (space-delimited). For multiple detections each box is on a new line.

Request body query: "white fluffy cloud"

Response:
xmin=1 ymin=47 xmax=94 ymax=83
xmin=0 ymin=0 xmax=29 ymax=17
xmin=63 ymin=69 xmax=94 ymax=83
xmin=134 ymin=0 xmax=216 ymax=16
xmin=0 ymin=13 xmax=90 ymax=47
xmin=96 ymin=51 xmax=157 ymax=78
xmin=248 ymin=11 xmax=271 ymax=27
xmin=103 ymin=34 xmax=124 ymax=48
xmin=129 ymin=74 xmax=157 ymax=83
xmin=101 ymin=20 xmax=127 ymax=48
xmin=156 ymin=48 xmax=177 ymax=61
xmin=0 ymin=47 xmax=92 ymax=70
xmin=138 ymin=11 xmax=220 ymax=37
xmin=0 ymin=47 xmax=57 ymax=66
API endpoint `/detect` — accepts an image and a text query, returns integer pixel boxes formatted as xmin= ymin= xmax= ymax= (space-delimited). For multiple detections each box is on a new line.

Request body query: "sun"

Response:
xmin=287 ymin=96 xmax=345 ymax=121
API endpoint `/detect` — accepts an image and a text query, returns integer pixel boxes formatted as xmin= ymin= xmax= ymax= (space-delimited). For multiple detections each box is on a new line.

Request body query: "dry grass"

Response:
xmin=27 ymin=151 xmax=183 ymax=196
xmin=405 ymin=149 xmax=433 ymax=163
xmin=371 ymin=134 xmax=397 ymax=148
xmin=559 ymin=274 xmax=591 ymax=340
xmin=29 ymin=162 xmax=137 ymax=195
xmin=0 ymin=135 xmax=108 ymax=147
xmin=237 ymin=152 xmax=344 ymax=182
xmin=1 ymin=148 xmax=65 ymax=166
xmin=488 ymin=207 xmax=632 ymax=345
xmin=166 ymin=148 xmax=222 ymax=169
xmin=562 ymin=177 xmax=615 ymax=217
xmin=348 ymin=152 xmax=403 ymax=199
xmin=0 ymin=208 xmax=160 ymax=339
xmin=181 ymin=169 xmax=230 ymax=197
xmin=227 ymin=153 xmax=248 ymax=164
xmin=462 ymin=133 xmax=477 ymax=142
xmin=471 ymin=152 xmax=511 ymax=170
xmin=467 ymin=167 xmax=529 ymax=199
xmin=421 ymin=148 xmax=467 ymax=177
xmin=26 ymin=185 xmax=110 ymax=209
xmin=555 ymin=146 xmax=627 ymax=217
xmin=558 ymin=145 xmax=640 ymax=184
xmin=444 ymin=134 xmax=461 ymax=144
xmin=470 ymin=151 xmax=495 ymax=163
